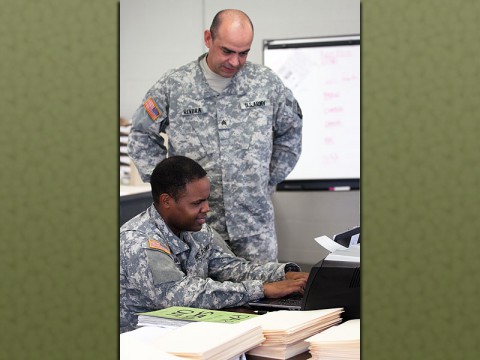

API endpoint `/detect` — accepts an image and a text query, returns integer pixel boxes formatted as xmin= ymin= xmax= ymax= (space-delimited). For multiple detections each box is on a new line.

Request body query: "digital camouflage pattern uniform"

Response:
xmin=120 ymin=204 xmax=300 ymax=333
xmin=127 ymin=54 xmax=302 ymax=262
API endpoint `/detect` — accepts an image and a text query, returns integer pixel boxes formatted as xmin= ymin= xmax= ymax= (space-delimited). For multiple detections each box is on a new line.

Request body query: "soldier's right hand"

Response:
xmin=263 ymin=278 xmax=307 ymax=299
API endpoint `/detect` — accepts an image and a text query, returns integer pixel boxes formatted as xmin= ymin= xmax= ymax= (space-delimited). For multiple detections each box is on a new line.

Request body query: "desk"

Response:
xmin=120 ymin=185 xmax=152 ymax=226
xmin=122 ymin=307 xmax=314 ymax=360
xmin=120 ymin=184 xmax=151 ymax=197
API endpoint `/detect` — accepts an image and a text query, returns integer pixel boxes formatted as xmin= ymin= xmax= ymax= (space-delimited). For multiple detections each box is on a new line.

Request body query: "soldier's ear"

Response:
xmin=159 ymin=193 xmax=171 ymax=208
xmin=204 ymin=30 xmax=212 ymax=49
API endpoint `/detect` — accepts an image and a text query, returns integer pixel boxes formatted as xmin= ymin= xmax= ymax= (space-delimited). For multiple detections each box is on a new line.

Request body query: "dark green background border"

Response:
xmin=1 ymin=0 xmax=479 ymax=358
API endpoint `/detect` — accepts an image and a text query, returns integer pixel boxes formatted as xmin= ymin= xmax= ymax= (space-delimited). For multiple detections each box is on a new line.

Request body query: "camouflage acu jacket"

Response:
xmin=120 ymin=204 xmax=295 ymax=333
xmin=127 ymin=54 xmax=302 ymax=241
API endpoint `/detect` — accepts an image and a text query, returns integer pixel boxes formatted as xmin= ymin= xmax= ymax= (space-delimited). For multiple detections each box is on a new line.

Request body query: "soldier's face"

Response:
xmin=166 ymin=177 xmax=211 ymax=235
xmin=204 ymin=27 xmax=253 ymax=78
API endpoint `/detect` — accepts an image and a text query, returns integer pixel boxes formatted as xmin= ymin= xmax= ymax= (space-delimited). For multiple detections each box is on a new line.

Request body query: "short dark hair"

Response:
xmin=210 ymin=9 xmax=254 ymax=41
xmin=150 ymin=156 xmax=207 ymax=203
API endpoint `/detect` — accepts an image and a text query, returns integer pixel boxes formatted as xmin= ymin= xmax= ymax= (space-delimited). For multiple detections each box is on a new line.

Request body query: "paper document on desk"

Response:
xmin=147 ymin=321 xmax=264 ymax=360
xmin=245 ymin=308 xmax=343 ymax=359
xmin=304 ymin=319 xmax=360 ymax=360
xmin=120 ymin=327 xmax=183 ymax=360
xmin=137 ymin=306 xmax=258 ymax=328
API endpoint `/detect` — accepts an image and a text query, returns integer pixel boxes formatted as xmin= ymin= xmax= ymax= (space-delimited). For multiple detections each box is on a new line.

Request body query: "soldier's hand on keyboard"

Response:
xmin=285 ymin=271 xmax=309 ymax=281
xmin=263 ymin=277 xmax=307 ymax=299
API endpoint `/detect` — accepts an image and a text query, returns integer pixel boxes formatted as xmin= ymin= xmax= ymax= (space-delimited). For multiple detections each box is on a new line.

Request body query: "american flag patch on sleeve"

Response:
xmin=144 ymin=97 xmax=161 ymax=120
xmin=148 ymin=239 xmax=170 ymax=255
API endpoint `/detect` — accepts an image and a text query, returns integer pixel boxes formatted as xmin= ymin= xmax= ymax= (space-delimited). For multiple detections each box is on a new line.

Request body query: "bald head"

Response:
xmin=210 ymin=9 xmax=254 ymax=41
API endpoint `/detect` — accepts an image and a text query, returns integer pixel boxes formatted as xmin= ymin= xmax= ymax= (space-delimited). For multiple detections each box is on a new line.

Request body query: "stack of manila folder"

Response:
xmin=245 ymin=308 xmax=344 ymax=359
xmin=143 ymin=320 xmax=264 ymax=360
xmin=304 ymin=319 xmax=360 ymax=360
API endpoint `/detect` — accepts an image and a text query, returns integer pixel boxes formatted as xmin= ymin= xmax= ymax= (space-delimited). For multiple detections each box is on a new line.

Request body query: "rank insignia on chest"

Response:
xmin=148 ymin=239 xmax=170 ymax=255
xmin=144 ymin=97 xmax=161 ymax=121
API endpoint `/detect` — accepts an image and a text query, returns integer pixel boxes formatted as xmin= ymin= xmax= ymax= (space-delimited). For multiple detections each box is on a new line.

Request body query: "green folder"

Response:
xmin=138 ymin=306 xmax=257 ymax=324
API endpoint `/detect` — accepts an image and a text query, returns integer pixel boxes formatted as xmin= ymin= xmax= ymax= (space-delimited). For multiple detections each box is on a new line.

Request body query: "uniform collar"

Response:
xmin=196 ymin=54 xmax=249 ymax=97
xmin=147 ymin=204 xmax=189 ymax=255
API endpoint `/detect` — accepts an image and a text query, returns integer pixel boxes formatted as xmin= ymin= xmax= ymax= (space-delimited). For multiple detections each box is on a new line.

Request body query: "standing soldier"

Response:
xmin=127 ymin=9 xmax=302 ymax=263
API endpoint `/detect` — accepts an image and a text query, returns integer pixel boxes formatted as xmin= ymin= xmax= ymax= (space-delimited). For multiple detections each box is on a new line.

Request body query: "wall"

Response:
xmin=120 ymin=0 xmax=360 ymax=267
xmin=120 ymin=0 xmax=360 ymax=119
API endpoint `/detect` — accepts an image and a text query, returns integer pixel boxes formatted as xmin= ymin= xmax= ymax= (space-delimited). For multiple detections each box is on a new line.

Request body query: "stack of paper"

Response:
xmin=246 ymin=308 xmax=343 ymax=359
xmin=304 ymin=319 xmax=360 ymax=360
xmin=120 ymin=327 xmax=184 ymax=360
xmin=147 ymin=320 xmax=265 ymax=360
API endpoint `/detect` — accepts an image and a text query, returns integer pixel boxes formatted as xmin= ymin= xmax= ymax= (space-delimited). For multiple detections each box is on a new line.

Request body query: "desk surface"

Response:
xmin=120 ymin=184 xmax=151 ymax=197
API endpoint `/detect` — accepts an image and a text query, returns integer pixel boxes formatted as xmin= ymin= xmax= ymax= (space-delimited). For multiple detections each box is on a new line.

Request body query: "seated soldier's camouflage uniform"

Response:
xmin=120 ymin=204 xmax=300 ymax=333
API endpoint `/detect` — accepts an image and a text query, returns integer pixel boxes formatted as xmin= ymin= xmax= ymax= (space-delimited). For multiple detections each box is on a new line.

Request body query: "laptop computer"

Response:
xmin=248 ymin=227 xmax=360 ymax=320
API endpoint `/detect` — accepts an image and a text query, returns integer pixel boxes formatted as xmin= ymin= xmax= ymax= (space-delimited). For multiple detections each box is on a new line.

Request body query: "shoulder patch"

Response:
xmin=148 ymin=239 xmax=170 ymax=255
xmin=144 ymin=97 xmax=161 ymax=121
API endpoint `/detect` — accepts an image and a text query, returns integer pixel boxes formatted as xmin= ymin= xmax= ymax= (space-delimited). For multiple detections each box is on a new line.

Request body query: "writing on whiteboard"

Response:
xmin=264 ymin=39 xmax=360 ymax=180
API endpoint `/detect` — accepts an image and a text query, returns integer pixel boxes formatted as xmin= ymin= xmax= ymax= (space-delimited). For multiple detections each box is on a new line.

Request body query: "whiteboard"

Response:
xmin=264 ymin=35 xmax=360 ymax=190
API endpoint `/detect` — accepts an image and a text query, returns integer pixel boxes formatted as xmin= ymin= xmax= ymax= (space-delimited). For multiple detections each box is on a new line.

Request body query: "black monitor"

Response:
xmin=301 ymin=254 xmax=360 ymax=320
xmin=120 ymin=191 xmax=152 ymax=226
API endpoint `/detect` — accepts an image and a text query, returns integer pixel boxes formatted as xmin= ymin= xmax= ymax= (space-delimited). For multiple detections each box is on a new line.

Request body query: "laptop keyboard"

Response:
xmin=274 ymin=294 xmax=303 ymax=306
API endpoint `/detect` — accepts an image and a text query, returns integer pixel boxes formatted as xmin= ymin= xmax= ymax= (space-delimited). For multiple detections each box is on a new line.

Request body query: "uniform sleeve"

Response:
xmin=269 ymin=85 xmax=303 ymax=188
xmin=202 ymin=226 xmax=287 ymax=285
xmin=125 ymin=236 xmax=266 ymax=310
xmin=151 ymin=249 xmax=266 ymax=309
xmin=207 ymin=243 xmax=288 ymax=285
xmin=127 ymin=84 xmax=169 ymax=182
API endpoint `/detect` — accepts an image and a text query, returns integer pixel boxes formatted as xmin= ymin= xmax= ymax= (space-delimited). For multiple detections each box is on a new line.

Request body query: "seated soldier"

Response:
xmin=120 ymin=156 xmax=308 ymax=333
